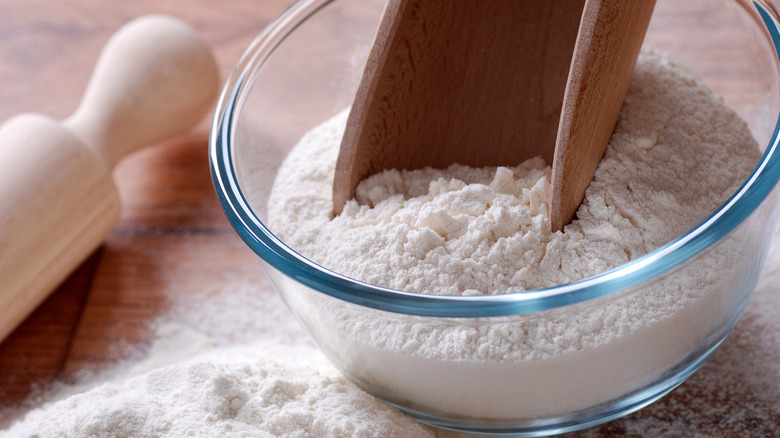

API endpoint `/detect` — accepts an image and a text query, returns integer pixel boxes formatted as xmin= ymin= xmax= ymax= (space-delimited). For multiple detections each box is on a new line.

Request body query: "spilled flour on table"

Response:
xmin=3 ymin=256 xmax=779 ymax=437
xmin=0 ymin=284 xmax=443 ymax=438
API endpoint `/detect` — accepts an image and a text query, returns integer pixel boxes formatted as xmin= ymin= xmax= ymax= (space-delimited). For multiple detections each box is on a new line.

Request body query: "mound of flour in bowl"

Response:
xmin=268 ymin=48 xmax=760 ymax=296
xmin=266 ymin=48 xmax=763 ymax=419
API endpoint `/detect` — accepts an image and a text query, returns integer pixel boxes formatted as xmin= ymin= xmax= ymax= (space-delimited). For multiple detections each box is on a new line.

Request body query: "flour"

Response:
xmin=268 ymin=48 xmax=759 ymax=296
xmin=265 ymin=47 xmax=764 ymax=419
xmin=3 ymin=348 xmax=434 ymax=438
xmin=1 ymin=284 xmax=444 ymax=438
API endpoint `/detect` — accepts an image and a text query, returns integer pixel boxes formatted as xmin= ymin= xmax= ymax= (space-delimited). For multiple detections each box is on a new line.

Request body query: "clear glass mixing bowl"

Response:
xmin=210 ymin=0 xmax=780 ymax=435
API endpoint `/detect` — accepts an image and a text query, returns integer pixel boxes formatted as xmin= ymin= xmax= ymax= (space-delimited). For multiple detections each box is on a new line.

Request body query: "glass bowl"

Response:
xmin=210 ymin=0 xmax=780 ymax=436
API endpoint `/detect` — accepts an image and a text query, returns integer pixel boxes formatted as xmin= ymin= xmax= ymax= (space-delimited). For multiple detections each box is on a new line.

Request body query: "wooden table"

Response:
xmin=0 ymin=1 xmax=778 ymax=436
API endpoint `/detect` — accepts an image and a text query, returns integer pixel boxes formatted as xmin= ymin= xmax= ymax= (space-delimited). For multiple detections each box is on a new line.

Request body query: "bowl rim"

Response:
xmin=210 ymin=0 xmax=780 ymax=317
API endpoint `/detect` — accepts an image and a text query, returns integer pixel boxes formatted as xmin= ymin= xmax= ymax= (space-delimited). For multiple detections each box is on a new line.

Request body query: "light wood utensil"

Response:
xmin=0 ymin=15 xmax=219 ymax=341
xmin=333 ymin=0 xmax=656 ymax=232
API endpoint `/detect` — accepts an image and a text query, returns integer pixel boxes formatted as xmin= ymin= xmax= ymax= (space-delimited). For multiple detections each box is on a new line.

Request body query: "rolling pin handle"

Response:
xmin=64 ymin=15 xmax=219 ymax=169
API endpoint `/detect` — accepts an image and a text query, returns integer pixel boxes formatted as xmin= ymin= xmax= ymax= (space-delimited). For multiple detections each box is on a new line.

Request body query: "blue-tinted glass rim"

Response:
xmin=209 ymin=0 xmax=780 ymax=318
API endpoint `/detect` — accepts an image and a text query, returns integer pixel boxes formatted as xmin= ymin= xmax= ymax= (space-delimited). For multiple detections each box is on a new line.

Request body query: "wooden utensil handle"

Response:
xmin=65 ymin=15 xmax=219 ymax=168
xmin=550 ymin=0 xmax=656 ymax=231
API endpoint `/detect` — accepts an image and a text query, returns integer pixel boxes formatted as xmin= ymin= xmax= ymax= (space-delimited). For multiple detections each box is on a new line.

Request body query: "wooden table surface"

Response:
xmin=0 ymin=1 xmax=779 ymax=437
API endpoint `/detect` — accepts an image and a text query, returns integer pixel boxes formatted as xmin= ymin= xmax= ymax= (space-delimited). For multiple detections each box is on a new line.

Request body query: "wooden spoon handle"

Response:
xmin=550 ymin=0 xmax=656 ymax=231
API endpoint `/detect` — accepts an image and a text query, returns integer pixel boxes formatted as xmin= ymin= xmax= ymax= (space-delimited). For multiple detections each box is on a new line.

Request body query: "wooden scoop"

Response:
xmin=0 ymin=15 xmax=219 ymax=341
xmin=333 ymin=0 xmax=655 ymax=232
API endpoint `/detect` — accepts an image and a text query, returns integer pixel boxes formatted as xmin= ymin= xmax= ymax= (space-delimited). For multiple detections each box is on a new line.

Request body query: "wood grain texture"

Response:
xmin=62 ymin=232 xmax=265 ymax=377
xmin=0 ymin=1 xmax=779 ymax=437
xmin=550 ymin=0 xmax=656 ymax=231
xmin=0 ymin=251 xmax=98 ymax=405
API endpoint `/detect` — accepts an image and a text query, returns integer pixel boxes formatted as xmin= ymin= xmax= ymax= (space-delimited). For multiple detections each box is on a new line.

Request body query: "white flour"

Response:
xmin=1 ymin=285 xmax=444 ymax=438
xmin=4 ymin=350 xmax=432 ymax=438
xmin=265 ymin=48 xmax=763 ymax=419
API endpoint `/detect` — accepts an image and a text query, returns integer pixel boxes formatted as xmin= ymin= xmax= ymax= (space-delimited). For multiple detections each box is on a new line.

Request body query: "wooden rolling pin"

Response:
xmin=0 ymin=15 xmax=219 ymax=342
